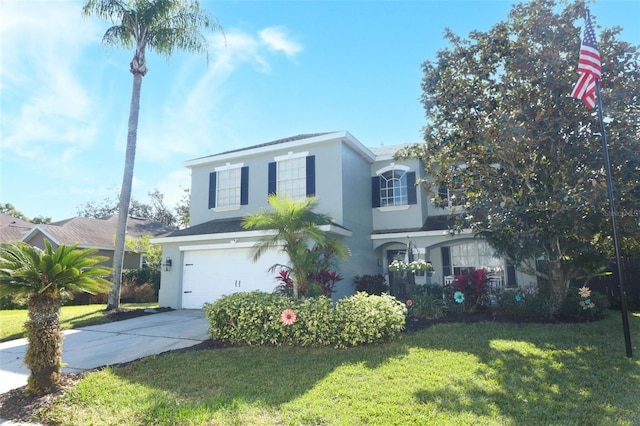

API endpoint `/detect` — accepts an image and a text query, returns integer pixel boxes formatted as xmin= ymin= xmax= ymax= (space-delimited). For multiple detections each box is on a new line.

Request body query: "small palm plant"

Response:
xmin=243 ymin=195 xmax=349 ymax=300
xmin=0 ymin=240 xmax=111 ymax=394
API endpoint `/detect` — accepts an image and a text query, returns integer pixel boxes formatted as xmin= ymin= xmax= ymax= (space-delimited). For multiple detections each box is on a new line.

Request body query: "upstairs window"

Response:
xmin=268 ymin=152 xmax=315 ymax=199
xmin=208 ymin=164 xmax=249 ymax=210
xmin=372 ymin=165 xmax=416 ymax=208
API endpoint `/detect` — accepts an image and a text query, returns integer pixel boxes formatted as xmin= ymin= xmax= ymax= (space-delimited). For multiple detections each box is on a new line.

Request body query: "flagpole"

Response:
xmin=594 ymin=79 xmax=633 ymax=358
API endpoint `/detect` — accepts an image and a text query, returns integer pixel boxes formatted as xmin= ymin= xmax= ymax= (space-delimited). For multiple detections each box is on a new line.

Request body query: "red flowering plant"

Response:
xmin=450 ymin=268 xmax=490 ymax=313
xmin=274 ymin=269 xmax=296 ymax=298
xmin=308 ymin=269 xmax=343 ymax=297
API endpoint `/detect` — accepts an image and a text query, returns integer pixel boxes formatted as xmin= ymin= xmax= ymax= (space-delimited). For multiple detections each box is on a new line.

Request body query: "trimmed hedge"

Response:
xmin=203 ymin=291 xmax=407 ymax=348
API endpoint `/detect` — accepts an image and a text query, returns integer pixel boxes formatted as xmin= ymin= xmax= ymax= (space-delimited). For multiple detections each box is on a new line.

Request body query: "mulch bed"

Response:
xmin=0 ymin=308 xmax=600 ymax=424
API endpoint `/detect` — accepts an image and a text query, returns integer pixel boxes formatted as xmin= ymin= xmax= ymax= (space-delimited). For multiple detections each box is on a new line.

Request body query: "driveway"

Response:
xmin=0 ymin=309 xmax=209 ymax=395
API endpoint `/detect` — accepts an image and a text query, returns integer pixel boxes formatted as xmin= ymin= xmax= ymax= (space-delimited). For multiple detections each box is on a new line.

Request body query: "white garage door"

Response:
xmin=182 ymin=248 xmax=288 ymax=309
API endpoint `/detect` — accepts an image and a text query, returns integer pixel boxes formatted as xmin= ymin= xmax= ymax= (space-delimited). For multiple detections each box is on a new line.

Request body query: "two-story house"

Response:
xmin=155 ymin=131 xmax=535 ymax=309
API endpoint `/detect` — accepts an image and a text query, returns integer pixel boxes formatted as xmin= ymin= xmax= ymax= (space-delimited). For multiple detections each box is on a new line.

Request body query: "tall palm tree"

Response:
xmin=83 ymin=0 xmax=222 ymax=310
xmin=243 ymin=195 xmax=349 ymax=300
xmin=0 ymin=241 xmax=111 ymax=394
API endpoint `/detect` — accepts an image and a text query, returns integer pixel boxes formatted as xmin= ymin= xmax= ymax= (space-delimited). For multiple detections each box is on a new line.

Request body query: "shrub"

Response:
xmin=121 ymin=282 xmax=157 ymax=303
xmin=334 ymin=292 xmax=407 ymax=347
xmin=353 ymin=274 xmax=389 ymax=295
xmin=203 ymin=291 xmax=407 ymax=348
xmin=496 ymin=287 xmax=550 ymax=317
xmin=0 ymin=295 xmax=27 ymax=310
xmin=409 ymin=292 xmax=448 ymax=319
xmin=558 ymin=286 xmax=609 ymax=319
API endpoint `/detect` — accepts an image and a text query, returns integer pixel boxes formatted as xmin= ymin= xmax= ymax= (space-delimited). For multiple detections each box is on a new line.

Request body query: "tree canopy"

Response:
xmin=399 ymin=0 xmax=640 ymax=311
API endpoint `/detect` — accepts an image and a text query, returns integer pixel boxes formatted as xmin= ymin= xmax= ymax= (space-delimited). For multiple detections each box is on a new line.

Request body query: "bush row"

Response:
xmin=203 ymin=291 xmax=407 ymax=348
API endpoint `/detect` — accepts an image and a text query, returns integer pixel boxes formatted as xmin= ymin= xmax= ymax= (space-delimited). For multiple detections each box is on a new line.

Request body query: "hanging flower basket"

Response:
xmin=389 ymin=259 xmax=434 ymax=274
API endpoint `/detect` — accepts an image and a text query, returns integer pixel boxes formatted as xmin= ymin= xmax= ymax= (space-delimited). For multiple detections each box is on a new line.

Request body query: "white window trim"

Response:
xmin=377 ymin=205 xmax=411 ymax=212
xmin=213 ymin=162 xmax=244 ymax=210
xmin=273 ymin=151 xmax=309 ymax=162
xmin=375 ymin=163 xmax=410 ymax=176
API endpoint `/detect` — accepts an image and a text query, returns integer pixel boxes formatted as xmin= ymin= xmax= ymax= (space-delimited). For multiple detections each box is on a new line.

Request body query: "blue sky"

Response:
xmin=1 ymin=0 xmax=639 ymax=221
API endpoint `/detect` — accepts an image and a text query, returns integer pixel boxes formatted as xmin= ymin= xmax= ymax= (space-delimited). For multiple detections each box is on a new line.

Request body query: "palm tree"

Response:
xmin=83 ymin=0 xmax=222 ymax=310
xmin=0 ymin=241 xmax=111 ymax=394
xmin=243 ymin=195 xmax=349 ymax=300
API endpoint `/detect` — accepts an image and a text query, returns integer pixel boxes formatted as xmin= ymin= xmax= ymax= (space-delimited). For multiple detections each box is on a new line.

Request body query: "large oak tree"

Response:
xmin=401 ymin=0 xmax=639 ymax=312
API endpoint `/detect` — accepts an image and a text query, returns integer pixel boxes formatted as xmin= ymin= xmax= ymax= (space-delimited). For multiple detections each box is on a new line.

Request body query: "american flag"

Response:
xmin=571 ymin=11 xmax=602 ymax=109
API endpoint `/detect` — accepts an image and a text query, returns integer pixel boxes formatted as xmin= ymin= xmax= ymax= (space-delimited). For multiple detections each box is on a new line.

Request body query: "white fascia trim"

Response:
xmin=319 ymin=224 xmax=352 ymax=237
xmin=20 ymin=227 xmax=60 ymax=245
xmin=183 ymin=131 xmax=377 ymax=168
xmin=179 ymin=241 xmax=259 ymax=251
xmin=151 ymin=224 xmax=351 ymax=245
xmin=370 ymin=228 xmax=473 ymax=240
xmin=151 ymin=229 xmax=278 ymax=245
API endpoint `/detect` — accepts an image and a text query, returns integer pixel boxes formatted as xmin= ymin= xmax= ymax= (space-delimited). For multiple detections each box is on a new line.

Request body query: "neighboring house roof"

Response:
xmin=0 ymin=213 xmax=35 ymax=243
xmin=21 ymin=215 xmax=175 ymax=250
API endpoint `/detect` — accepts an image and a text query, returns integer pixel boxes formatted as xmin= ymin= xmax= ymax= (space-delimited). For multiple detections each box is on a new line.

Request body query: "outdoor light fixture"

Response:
xmin=163 ymin=257 xmax=172 ymax=271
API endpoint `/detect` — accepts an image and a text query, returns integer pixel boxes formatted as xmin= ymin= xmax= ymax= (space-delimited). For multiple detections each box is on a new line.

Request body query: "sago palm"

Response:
xmin=0 ymin=241 xmax=111 ymax=394
xmin=243 ymin=195 xmax=348 ymax=300
xmin=83 ymin=0 xmax=222 ymax=310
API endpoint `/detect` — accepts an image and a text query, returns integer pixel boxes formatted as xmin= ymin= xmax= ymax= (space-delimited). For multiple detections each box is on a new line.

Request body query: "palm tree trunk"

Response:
xmin=24 ymin=292 xmax=62 ymax=395
xmin=107 ymin=71 xmax=144 ymax=310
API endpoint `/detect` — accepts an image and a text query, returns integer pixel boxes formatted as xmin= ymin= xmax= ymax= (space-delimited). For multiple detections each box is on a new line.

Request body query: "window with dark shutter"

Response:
xmin=371 ymin=176 xmax=381 ymax=208
xmin=268 ymin=162 xmax=277 ymax=196
xmin=208 ymin=172 xmax=217 ymax=209
xmin=407 ymin=171 xmax=417 ymax=205
xmin=306 ymin=155 xmax=316 ymax=197
xmin=240 ymin=166 xmax=249 ymax=205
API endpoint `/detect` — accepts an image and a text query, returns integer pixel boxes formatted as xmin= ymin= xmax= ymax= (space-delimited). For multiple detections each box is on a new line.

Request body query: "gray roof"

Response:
xmin=23 ymin=215 xmax=175 ymax=248
xmin=167 ymin=216 xmax=350 ymax=238
xmin=187 ymin=132 xmax=336 ymax=163
xmin=0 ymin=213 xmax=35 ymax=243
xmin=370 ymin=215 xmax=462 ymax=235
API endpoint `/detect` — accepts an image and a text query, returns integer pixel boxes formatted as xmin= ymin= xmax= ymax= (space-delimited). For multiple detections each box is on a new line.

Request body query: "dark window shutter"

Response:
xmin=240 ymin=166 xmax=249 ymax=205
xmin=306 ymin=155 xmax=316 ymax=197
xmin=407 ymin=171 xmax=417 ymax=205
xmin=208 ymin=172 xmax=217 ymax=209
xmin=506 ymin=261 xmax=517 ymax=287
xmin=371 ymin=176 xmax=381 ymax=208
xmin=268 ymin=162 xmax=277 ymax=196
xmin=441 ymin=246 xmax=451 ymax=277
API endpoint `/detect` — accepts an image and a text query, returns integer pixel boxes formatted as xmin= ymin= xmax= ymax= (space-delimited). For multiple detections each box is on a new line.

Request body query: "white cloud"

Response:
xmin=0 ymin=1 xmax=103 ymax=165
xmin=259 ymin=26 xmax=303 ymax=58
xmin=136 ymin=25 xmax=303 ymax=162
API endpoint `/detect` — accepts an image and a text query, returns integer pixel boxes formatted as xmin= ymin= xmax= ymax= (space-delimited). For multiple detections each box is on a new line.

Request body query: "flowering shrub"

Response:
xmin=203 ymin=291 xmax=407 ymax=348
xmin=450 ymin=269 xmax=490 ymax=312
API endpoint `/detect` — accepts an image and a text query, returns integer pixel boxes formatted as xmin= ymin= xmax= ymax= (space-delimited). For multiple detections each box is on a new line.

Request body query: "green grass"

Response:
xmin=45 ymin=312 xmax=640 ymax=425
xmin=0 ymin=303 xmax=158 ymax=342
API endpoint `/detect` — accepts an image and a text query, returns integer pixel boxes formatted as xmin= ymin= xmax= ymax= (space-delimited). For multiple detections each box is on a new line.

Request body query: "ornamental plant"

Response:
xmin=450 ymin=269 xmax=490 ymax=313
xmin=203 ymin=291 xmax=407 ymax=348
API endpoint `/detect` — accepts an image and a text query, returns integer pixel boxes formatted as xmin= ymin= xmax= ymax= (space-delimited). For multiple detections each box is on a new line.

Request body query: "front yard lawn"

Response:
xmin=44 ymin=312 xmax=640 ymax=425
xmin=0 ymin=303 xmax=158 ymax=342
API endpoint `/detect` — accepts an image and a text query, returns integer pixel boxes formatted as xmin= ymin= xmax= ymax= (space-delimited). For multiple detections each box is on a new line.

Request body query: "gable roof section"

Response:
xmin=21 ymin=215 xmax=175 ymax=249
xmin=184 ymin=131 xmax=377 ymax=167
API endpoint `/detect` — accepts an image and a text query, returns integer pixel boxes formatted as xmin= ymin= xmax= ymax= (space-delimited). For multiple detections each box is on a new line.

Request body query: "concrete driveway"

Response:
xmin=0 ymin=309 xmax=209 ymax=394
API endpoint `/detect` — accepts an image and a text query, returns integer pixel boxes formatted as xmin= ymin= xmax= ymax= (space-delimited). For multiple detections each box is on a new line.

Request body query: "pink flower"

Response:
xmin=578 ymin=286 xmax=591 ymax=298
xmin=280 ymin=309 xmax=297 ymax=326
xmin=406 ymin=299 xmax=413 ymax=307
